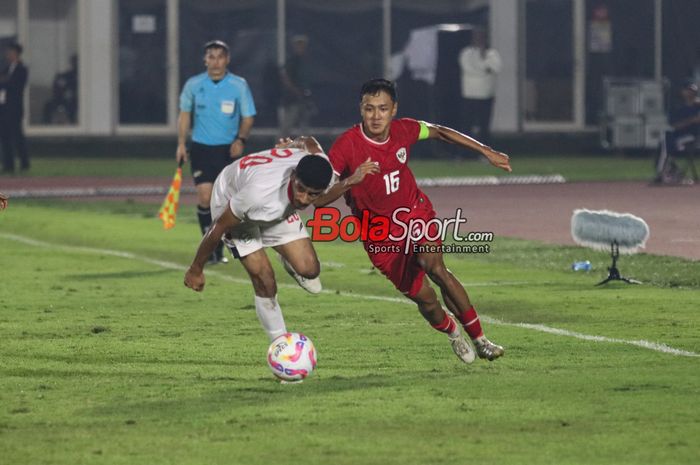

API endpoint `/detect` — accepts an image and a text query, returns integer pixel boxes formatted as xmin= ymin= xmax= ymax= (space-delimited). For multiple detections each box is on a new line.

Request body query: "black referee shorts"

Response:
xmin=190 ymin=142 xmax=233 ymax=185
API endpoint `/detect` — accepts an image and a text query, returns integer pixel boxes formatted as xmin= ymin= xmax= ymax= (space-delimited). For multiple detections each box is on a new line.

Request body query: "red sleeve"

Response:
xmin=394 ymin=118 xmax=421 ymax=145
xmin=328 ymin=132 xmax=352 ymax=178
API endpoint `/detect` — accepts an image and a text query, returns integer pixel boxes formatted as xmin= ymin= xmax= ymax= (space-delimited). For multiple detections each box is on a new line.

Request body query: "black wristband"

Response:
xmin=236 ymin=136 xmax=247 ymax=144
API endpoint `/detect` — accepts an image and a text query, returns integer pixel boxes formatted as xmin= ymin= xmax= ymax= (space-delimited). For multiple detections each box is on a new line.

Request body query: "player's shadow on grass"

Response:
xmin=65 ymin=269 xmax=173 ymax=281
xmin=85 ymin=374 xmax=397 ymax=418
xmin=4 ymin=352 xmax=245 ymax=369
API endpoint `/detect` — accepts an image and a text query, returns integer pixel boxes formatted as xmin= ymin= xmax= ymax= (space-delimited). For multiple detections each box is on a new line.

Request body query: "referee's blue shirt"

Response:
xmin=179 ymin=71 xmax=256 ymax=146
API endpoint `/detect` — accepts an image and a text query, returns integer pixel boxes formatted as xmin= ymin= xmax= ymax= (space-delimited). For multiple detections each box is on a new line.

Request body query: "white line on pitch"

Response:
xmin=1 ymin=232 xmax=697 ymax=358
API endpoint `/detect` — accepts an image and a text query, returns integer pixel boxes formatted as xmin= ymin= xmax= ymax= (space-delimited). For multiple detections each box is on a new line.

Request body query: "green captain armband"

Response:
xmin=418 ymin=121 xmax=430 ymax=140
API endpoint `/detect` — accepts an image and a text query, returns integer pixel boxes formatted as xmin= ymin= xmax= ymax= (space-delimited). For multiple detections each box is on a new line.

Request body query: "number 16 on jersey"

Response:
xmin=383 ymin=170 xmax=400 ymax=194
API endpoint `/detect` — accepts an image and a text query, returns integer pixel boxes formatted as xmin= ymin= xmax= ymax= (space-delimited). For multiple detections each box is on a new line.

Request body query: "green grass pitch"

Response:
xmin=23 ymin=154 xmax=657 ymax=181
xmin=0 ymin=201 xmax=698 ymax=465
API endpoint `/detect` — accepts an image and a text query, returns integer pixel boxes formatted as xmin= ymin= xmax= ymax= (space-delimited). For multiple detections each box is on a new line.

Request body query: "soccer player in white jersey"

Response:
xmin=184 ymin=136 xmax=352 ymax=342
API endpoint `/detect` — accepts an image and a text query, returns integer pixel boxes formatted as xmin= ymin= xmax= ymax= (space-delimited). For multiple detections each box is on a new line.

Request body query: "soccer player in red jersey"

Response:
xmin=315 ymin=78 xmax=512 ymax=363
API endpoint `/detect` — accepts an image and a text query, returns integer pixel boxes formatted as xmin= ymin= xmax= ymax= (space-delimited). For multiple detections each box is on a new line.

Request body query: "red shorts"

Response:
xmin=363 ymin=195 xmax=440 ymax=298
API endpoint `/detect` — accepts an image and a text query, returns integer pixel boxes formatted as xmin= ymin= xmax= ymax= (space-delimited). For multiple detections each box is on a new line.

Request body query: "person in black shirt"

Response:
xmin=653 ymin=81 xmax=700 ymax=183
xmin=0 ymin=42 xmax=29 ymax=173
xmin=279 ymin=35 xmax=314 ymax=137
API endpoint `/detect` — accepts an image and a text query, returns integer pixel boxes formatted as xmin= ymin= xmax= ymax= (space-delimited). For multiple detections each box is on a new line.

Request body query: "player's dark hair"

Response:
xmin=204 ymin=40 xmax=229 ymax=55
xmin=296 ymin=155 xmax=333 ymax=190
xmin=360 ymin=78 xmax=397 ymax=102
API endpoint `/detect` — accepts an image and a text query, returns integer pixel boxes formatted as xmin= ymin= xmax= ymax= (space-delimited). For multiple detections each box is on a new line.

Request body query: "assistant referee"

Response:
xmin=176 ymin=40 xmax=256 ymax=264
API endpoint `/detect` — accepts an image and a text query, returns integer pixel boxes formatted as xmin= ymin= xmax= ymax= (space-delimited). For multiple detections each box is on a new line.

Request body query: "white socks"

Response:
xmin=254 ymin=295 xmax=287 ymax=341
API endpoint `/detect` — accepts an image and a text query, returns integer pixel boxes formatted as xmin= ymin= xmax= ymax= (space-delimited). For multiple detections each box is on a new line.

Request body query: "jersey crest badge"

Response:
xmin=396 ymin=147 xmax=407 ymax=164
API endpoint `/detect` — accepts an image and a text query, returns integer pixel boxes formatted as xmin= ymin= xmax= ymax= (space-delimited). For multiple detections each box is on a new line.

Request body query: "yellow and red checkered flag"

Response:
xmin=158 ymin=161 xmax=184 ymax=229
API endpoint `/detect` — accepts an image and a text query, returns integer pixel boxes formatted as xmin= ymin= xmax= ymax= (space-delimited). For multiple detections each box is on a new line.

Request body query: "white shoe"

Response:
xmin=474 ymin=337 xmax=505 ymax=361
xmin=447 ymin=318 xmax=476 ymax=364
xmin=278 ymin=254 xmax=322 ymax=294
xmin=206 ymin=255 xmax=229 ymax=265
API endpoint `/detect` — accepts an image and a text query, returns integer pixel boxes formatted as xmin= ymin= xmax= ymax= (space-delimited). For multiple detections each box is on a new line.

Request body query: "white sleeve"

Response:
xmin=458 ymin=48 xmax=472 ymax=72
xmin=324 ymin=172 xmax=339 ymax=194
xmin=227 ymin=169 xmax=250 ymax=220
xmin=459 ymin=48 xmax=486 ymax=74
xmin=228 ymin=191 xmax=249 ymax=220
xmin=485 ymin=49 xmax=502 ymax=73
xmin=230 ymin=190 xmax=273 ymax=222
xmin=220 ymin=163 xmax=248 ymax=220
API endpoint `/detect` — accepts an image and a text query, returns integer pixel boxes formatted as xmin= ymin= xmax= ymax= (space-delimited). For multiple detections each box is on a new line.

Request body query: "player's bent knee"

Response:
xmin=289 ymin=256 xmax=320 ymax=279
xmin=296 ymin=264 xmax=320 ymax=280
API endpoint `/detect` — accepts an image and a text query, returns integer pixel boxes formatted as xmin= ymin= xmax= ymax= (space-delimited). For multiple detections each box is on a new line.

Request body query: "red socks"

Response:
xmin=457 ymin=306 xmax=483 ymax=340
xmin=431 ymin=307 xmax=483 ymax=340
xmin=431 ymin=313 xmax=457 ymax=335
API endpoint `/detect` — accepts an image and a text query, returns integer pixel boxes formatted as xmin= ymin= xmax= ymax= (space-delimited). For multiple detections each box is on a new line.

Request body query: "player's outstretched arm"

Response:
xmin=313 ymin=157 xmax=379 ymax=207
xmin=425 ymin=122 xmax=512 ymax=172
xmin=0 ymin=192 xmax=8 ymax=211
xmin=276 ymin=137 xmax=294 ymax=148
xmin=301 ymin=136 xmax=324 ymax=154
xmin=184 ymin=207 xmax=241 ymax=292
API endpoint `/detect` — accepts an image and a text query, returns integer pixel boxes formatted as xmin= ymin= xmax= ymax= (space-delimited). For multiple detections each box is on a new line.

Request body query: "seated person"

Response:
xmin=42 ymin=55 xmax=77 ymax=124
xmin=653 ymin=81 xmax=700 ymax=182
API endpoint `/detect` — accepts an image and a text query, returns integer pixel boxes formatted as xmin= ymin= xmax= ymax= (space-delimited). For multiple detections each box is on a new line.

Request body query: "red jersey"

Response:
xmin=328 ymin=118 xmax=424 ymax=219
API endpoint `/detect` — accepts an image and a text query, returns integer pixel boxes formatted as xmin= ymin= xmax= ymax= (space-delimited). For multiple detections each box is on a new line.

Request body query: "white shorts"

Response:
xmin=223 ymin=212 xmax=309 ymax=258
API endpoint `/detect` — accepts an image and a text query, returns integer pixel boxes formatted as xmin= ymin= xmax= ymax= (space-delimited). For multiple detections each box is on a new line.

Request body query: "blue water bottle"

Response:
xmin=572 ymin=260 xmax=592 ymax=271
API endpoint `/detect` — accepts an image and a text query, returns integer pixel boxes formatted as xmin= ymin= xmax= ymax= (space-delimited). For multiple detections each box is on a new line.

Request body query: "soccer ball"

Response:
xmin=267 ymin=332 xmax=317 ymax=381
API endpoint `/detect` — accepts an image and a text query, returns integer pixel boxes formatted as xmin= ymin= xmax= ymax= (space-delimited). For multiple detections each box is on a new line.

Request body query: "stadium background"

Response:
xmin=2 ymin=0 xmax=700 ymax=148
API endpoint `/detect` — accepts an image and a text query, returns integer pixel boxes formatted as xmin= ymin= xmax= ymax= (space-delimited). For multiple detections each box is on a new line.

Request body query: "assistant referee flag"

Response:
xmin=158 ymin=162 xmax=183 ymax=229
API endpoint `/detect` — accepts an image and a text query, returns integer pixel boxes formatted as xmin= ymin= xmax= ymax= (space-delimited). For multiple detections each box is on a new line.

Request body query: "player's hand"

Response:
xmin=0 ymin=192 xmax=7 ymax=211
xmin=482 ymin=147 xmax=512 ymax=172
xmin=230 ymin=140 xmax=245 ymax=159
xmin=176 ymin=144 xmax=188 ymax=164
xmin=275 ymin=137 xmax=294 ymax=148
xmin=184 ymin=267 xmax=205 ymax=292
xmin=345 ymin=157 xmax=380 ymax=187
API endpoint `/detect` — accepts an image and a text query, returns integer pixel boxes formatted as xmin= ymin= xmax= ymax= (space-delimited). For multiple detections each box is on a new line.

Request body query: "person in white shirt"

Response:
xmin=458 ymin=28 xmax=502 ymax=147
xmin=184 ymin=136 xmax=333 ymax=341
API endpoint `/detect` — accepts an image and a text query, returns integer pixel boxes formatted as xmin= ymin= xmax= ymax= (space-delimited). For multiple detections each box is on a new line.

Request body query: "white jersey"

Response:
xmin=211 ymin=147 xmax=329 ymax=226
